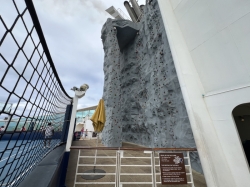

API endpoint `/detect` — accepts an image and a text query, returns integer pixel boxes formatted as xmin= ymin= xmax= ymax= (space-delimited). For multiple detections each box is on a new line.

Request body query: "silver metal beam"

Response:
xmin=124 ymin=1 xmax=138 ymax=22
xmin=130 ymin=0 xmax=142 ymax=20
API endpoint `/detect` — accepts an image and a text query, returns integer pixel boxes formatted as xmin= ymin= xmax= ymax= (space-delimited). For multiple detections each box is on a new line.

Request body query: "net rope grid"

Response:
xmin=0 ymin=0 xmax=72 ymax=186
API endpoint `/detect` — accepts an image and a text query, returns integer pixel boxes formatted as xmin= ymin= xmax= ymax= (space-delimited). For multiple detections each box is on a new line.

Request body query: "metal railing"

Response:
xmin=0 ymin=0 xmax=72 ymax=186
xmin=71 ymin=146 xmax=196 ymax=187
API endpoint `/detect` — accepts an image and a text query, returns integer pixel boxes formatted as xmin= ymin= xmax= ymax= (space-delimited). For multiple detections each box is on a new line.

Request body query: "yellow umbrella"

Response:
xmin=90 ymin=99 xmax=106 ymax=133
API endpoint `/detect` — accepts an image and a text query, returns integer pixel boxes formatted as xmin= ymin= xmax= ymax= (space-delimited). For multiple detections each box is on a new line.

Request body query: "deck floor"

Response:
xmin=65 ymin=139 xmax=207 ymax=187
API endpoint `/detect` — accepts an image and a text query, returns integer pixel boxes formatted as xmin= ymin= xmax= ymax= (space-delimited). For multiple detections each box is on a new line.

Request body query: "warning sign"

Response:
xmin=159 ymin=153 xmax=187 ymax=185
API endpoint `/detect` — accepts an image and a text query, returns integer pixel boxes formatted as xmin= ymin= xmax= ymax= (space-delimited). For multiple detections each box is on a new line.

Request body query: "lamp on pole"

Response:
xmin=66 ymin=84 xmax=89 ymax=152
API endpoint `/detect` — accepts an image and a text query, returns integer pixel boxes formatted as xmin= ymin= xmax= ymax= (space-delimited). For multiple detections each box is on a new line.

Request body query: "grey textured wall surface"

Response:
xmin=101 ymin=0 xmax=202 ymax=173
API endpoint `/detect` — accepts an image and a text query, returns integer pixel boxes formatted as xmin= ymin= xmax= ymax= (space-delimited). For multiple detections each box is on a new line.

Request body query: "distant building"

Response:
xmin=75 ymin=105 xmax=97 ymax=136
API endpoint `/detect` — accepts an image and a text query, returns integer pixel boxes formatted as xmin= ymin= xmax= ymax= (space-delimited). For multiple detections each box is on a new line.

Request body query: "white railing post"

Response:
xmin=66 ymin=84 xmax=88 ymax=152
xmin=66 ymin=95 xmax=78 ymax=152
xmin=74 ymin=150 xmax=80 ymax=187
xmin=119 ymin=150 xmax=123 ymax=187
xmin=116 ymin=150 xmax=121 ymax=187
xmin=187 ymin=151 xmax=195 ymax=187
xmin=151 ymin=151 xmax=156 ymax=187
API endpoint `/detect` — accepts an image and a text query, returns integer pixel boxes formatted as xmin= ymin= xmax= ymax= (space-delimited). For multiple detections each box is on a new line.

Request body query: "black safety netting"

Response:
xmin=0 ymin=0 xmax=72 ymax=186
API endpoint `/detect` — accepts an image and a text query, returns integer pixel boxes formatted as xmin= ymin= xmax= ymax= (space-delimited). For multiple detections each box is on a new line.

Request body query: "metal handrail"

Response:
xmin=72 ymin=147 xmax=196 ymax=187
xmin=70 ymin=146 xmax=197 ymax=151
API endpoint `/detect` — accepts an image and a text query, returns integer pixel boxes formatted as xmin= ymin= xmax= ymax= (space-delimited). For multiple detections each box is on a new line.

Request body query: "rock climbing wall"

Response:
xmin=101 ymin=0 xmax=202 ymax=173
xmin=101 ymin=19 xmax=123 ymax=147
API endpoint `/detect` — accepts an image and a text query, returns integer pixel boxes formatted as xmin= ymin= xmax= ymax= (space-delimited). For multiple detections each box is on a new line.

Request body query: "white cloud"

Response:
xmin=0 ymin=0 xmax=145 ymax=112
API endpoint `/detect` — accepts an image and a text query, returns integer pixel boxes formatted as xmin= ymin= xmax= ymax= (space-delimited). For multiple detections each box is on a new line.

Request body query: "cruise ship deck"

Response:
xmin=65 ymin=139 xmax=207 ymax=187
xmin=2 ymin=0 xmax=250 ymax=186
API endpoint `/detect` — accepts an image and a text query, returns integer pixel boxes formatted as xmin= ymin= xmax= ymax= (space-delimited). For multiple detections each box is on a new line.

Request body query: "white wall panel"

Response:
xmin=204 ymin=87 xmax=250 ymax=186
xmin=176 ymin=0 xmax=250 ymax=51
xmin=191 ymin=27 xmax=249 ymax=93
xmin=176 ymin=0 xmax=218 ymax=51
xmin=174 ymin=0 xmax=250 ymax=93
xmin=170 ymin=0 xmax=183 ymax=10
xmin=159 ymin=0 xmax=250 ymax=186
xmin=229 ymin=12 xmax=250 ymax=74
xmin=158 ymin=1 xmax=234 ymax=186
xmin=172 ymin=0 xmax=198 ymax=20
xmin=208 ymin=0 xmax=250 ymax=31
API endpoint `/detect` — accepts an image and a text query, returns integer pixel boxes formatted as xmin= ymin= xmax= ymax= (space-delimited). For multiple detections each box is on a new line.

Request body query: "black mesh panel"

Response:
xmin=0 ymin=0 xmax=72 ymax=186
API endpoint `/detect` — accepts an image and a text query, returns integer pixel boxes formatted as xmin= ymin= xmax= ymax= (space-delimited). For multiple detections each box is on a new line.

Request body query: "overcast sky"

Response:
xmin=32 ymin=0 xmax=145 ymax=109
xmin=0 ymin=0 xmax=145 ymax=119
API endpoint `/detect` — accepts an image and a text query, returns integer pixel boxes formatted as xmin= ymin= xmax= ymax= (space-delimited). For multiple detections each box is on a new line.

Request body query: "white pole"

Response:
xmin=66 ymin=95 xmax=78 ymax=152
xmin=93 ymin=133 xmax=99 ymax=171
xmin=65 ymin=84 xmax=89 ymax=152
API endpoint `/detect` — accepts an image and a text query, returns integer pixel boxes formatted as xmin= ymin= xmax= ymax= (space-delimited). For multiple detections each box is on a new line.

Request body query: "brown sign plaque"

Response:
xmin=159 ymin=153 xmax=187 ymax=185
